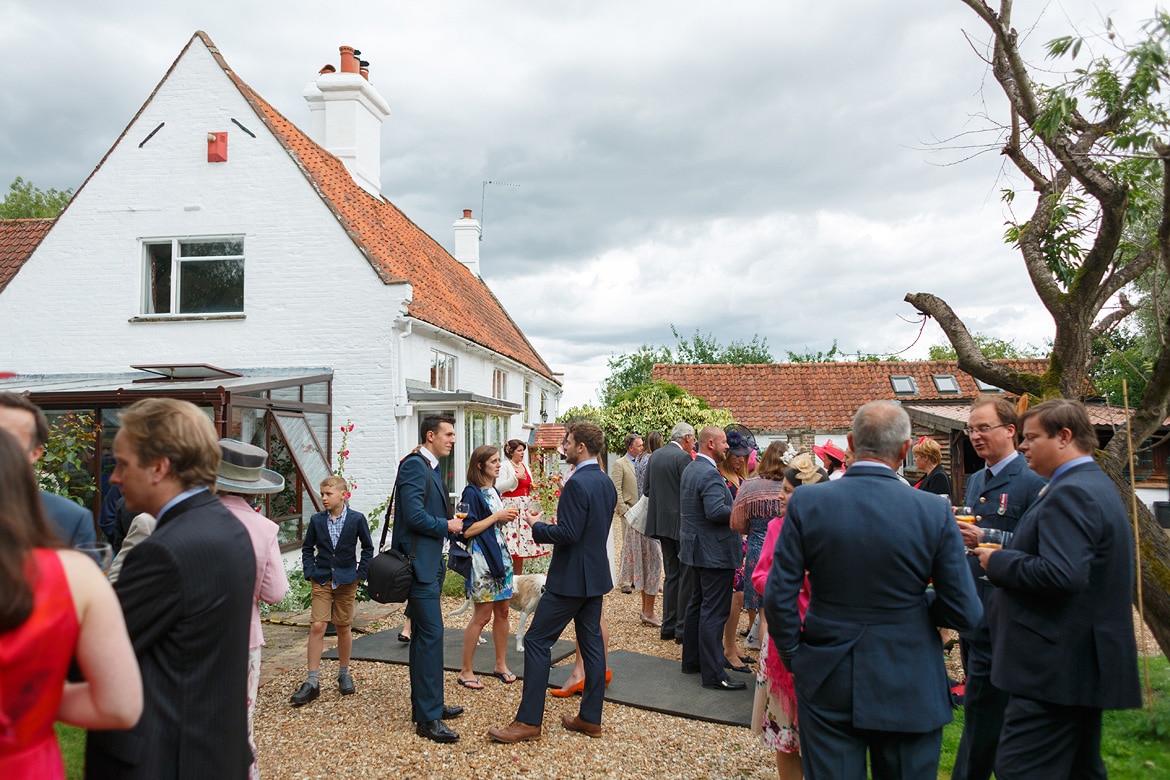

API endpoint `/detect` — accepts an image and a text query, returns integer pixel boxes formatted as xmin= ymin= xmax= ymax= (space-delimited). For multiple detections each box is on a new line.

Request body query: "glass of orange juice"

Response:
xmin=978 ymin=528 xmax=1005 ymax=550
xmin=954 ymin=505 xmax=976 ymax=525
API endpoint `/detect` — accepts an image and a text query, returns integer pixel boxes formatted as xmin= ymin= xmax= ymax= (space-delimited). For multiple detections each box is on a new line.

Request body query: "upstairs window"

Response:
xmin=932 ymin=374 xmax=961 ymax=394
xmin=492 ymin=369 xmax=508 ymax=399
xmin=430 ymin=349 xmax=456 ymax=391
xmin=974 ymin=378 xmax=1003 ymax=393
xmin=524 ymin=379 xmax=532 ymax=422
xmin=143 ymin=237 xmax=244 ymax=315
xmin=889 ymin=375 xmax=918 ymax=395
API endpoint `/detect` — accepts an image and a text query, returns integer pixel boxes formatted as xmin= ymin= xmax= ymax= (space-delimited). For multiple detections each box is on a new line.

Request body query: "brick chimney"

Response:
xmin=453 ymin=209 xmax=481 ymax=276
xmin=302 ymin=45 xmax=390 ymax=198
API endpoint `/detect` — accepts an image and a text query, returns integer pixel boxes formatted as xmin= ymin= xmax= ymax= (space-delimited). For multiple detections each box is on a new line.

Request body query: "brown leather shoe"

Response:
xmin=488 ymin=720 xmax=542 ymax=743
xmin=561 ymin=713 xmax=602 ymax=738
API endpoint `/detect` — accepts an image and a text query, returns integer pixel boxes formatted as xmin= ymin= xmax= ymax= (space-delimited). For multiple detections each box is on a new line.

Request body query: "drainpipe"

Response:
xmin=397 ymin=319 xmax=413 ymax=456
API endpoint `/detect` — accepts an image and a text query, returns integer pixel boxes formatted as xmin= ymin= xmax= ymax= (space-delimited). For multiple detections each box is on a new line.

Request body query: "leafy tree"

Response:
xmin=671 ymin=326 xmax=773 ymax=365
xmin=565 ymin=382 xmax=735 ymax=451
xmin=786 ymin=340 xmax=843 ymax=363
xmin=598 ymin=344 xmax=673 ymax=406
xmin=0 ymin=176 xmax=72 ymax=219
xmin=906 ymin=3 xmax=1170 ymax=654
xmin=926 ymin=334 xmax=1045 ymax=361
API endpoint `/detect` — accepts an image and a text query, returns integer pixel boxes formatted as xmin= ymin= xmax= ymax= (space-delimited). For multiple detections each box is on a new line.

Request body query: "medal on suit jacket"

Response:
xmin=998 ymin=493 xmax=1008 ymax=516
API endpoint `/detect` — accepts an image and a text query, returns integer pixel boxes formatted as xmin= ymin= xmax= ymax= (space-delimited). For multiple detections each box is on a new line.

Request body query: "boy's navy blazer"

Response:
xmin=302 ymin=507 xmax=374 ymax=586
xmin=531 ymin=463 xmax=616 ymax=598
xmin=391 ymin=452 xmax=452 ymax=594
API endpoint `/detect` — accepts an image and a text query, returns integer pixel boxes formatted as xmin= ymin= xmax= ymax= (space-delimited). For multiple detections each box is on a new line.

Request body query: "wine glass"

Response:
xmin=455 ymin=502 xmax=470 ymax=524
xmin=75 ymin=541 xmax=114 ymax=574
xmin=978 ymin=528 xmax=1006 ymax=550
xmin=954 ymin=506 xmax=976 ymax=524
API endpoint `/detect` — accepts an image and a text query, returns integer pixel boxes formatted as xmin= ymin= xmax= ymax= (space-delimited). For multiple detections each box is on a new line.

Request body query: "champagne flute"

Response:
xmin=75 ymin=541 xmax=114 ymax=574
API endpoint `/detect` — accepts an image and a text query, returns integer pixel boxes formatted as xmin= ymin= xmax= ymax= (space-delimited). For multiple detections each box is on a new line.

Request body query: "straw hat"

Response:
xmin=215 ymin=438 xmax=285 ymax=494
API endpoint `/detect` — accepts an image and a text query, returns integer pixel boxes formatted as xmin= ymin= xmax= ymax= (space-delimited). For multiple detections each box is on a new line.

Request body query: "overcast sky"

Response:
xmin=0 ymin=1 xmax=1144 ymax=408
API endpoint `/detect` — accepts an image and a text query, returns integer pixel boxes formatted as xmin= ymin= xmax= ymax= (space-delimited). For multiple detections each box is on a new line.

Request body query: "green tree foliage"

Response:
xmin=37 ymin=411 xmax=97 ymax=506
xmin=565 ymin=382 xmax=735 ymax=450
xmin=598 ymin=326 xmax=771 ymax=406
xmin=0 ymin=176 xmax=72 ymax=219
xmin=927 ymin=334 xmax=1045 ymax=361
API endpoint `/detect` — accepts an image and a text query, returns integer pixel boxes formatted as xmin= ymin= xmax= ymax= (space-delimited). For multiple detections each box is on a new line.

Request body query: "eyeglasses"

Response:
xmin=963 ymin=424 xmax=1009 ymax=436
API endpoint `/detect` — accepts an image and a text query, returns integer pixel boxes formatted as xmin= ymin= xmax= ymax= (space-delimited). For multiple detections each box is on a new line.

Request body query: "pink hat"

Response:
xmin=813 ymin=440 xmax=846 ymax=465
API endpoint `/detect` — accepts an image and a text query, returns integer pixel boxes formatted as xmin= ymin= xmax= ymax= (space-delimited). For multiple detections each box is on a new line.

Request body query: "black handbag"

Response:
xmin=367 ymin=453 xmax=452 ymax=604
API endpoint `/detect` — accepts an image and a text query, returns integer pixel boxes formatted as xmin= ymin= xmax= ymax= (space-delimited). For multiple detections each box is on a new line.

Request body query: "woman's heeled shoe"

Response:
xmin=550 ymin=678 xmax=584 ymax=698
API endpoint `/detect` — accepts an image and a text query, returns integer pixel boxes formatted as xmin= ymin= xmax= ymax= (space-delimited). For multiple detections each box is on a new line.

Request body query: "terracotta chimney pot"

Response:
xmin=463 ymin=209 xmax=473 ymax=219
xmin=339 ymin=46 xmax=358 ymax=74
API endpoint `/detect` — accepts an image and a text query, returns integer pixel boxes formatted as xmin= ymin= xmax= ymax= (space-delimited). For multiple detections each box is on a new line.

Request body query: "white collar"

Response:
xmin=418 ymin=447 xmax=439 ymax=468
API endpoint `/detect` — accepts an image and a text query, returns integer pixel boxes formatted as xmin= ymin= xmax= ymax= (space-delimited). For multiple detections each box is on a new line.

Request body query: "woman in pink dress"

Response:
xmin=0 ymin=429 xmax=142 ymax=778
xmin=750 ymin=452 xmax=825 ymax=780
xmin=495 ymin=439 xmax=549 ymax=573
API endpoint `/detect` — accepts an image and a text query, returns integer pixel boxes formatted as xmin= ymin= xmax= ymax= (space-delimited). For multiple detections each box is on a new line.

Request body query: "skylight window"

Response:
xmin=974 ymin=378 xmax=1003 ymax=393
xmin=890 ymin=375 xmax=918 ymax=395
xmin=932 ymin=374 xmax=961 ymax=394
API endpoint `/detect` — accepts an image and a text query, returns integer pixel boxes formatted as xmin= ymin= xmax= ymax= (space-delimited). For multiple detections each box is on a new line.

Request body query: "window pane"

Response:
xmin=180 ymin=240 xmax=244 ymax=257
xmin=270 ymin=385 xmax=301 ymax=402
xmin=146 ymin=242 xmax=172 ymax=314
xmin=303 ymin=382 xmax=329 ymax=405
xmin=179 ymin=258 xmax=244 ymax=313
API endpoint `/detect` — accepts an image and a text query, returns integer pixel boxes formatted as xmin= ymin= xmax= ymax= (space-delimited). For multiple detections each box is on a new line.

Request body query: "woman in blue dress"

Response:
xmin=455 ymin=445 xmax=520 ymax=689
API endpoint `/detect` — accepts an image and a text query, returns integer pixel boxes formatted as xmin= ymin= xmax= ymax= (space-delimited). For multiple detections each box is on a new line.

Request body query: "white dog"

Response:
xmin=450 ymin=573 xmax=547 ymax=651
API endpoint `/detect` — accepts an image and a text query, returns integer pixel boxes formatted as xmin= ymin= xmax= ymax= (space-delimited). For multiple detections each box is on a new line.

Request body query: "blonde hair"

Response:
xmin=320 ymin=475 xmax=348 ymax=494
xmin=912 ymin=438 xmax=942 ymax=468
xmin=118 ymin=398 xmax=220 ymax=489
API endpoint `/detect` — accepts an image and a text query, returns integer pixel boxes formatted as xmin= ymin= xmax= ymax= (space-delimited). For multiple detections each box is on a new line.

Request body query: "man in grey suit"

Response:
xmin=643 ymin=422 xmax=695 ymax=642
xmin=678 ymin=425 xmax=740 ymax=690
xmin=974 ymin=399 xmax=1140 ymax=779
xmin=766 ymin=401 xmax=981 ymax=779
xmin=0 ymin=392 xmax=96 ymax=546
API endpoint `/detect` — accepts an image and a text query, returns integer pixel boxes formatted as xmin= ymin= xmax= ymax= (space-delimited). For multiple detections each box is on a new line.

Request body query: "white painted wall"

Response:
xmin=0 ymin=36 xmax=562 ymax=512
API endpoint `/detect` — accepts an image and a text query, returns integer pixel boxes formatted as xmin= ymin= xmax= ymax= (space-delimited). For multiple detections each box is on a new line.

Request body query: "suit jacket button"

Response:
xmin=978 ymin=497 xmax=986 ymax=502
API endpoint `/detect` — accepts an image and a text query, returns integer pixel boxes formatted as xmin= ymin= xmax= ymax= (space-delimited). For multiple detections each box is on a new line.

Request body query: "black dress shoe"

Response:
xmin=703 ymin=678 xmax=746 ymax=691
xmin=441 ymin=705 xmax=463 ymax=720
xmin=416 ymin=719 xmax=459 ymax=743
xmin=674 ymin=636 xmax=684 ymax=645
xmin=724 ymin=661 xmax=752 ymax=674
xmin=338 ymin=674 xmax=355 ymax=695
xmin=659 ymin=630 xmax=674 ymax=642
xmin=289 ymin=682 xmax=320 ymax=706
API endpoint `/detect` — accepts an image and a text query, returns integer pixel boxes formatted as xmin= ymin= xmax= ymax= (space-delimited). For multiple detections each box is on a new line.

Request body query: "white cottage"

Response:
xmin=0 ymin=33 xmax=561 ymax=545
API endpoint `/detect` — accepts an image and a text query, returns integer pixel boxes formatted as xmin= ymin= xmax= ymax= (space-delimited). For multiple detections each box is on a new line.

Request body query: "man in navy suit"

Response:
xmin=952 ymin=397 xmax=1046 ymax=780
xmin=86 ymin=398 xmax=255 ymax=780
xmin=678 ymin=425 xmax=741 ymax=690
xmin=0 ymin=392 xmax=96 ymax=546
xmin=974 ymin=399 xmax=1140 ymax=779
xmin=489 ymin=422 xmax=617 ymax=743
xmin=392 ymin=415 xmax=464 ymax=743
xmin=766 ymin=401 xmax=981 ymax=779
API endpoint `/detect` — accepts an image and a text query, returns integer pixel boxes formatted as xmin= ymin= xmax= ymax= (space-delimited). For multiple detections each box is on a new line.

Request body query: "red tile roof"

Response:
xmin=908 ymin=402 xmax=1170 ymax=430
xmin=0 ymin=219 xmax=54 ymax=295
xmin=653 ymin=360 xmax=1050 ymax=432
xmin=531 ymin=423 xmax=567 ymax=449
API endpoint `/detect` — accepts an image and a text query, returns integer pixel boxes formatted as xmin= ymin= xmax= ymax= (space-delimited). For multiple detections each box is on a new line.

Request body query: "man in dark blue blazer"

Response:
xmin=678 ymin=425 xmax=740 ymax=690
xmin=952 ymin=397 xmax=1046 ymax=780
xmin=489 ymin=422 xmax=617 ymax=743
xmin=766 ymin=401 xmax=981 ymax=779
xmin=86 ymin=398 xmax=255 ymax=780
xmin=392 ymin=415 xmax=464 ymax=743
xmin=0 ymin=392 xmax=97 ymax=546
xmin=974 ymin=400 xmax=1140 ymax=779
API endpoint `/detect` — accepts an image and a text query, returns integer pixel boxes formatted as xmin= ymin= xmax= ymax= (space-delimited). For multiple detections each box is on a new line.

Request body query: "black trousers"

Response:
xmin=680 ymin=565 xmax=733 ymax=685
xmin=659 ymin=538 xmax=693 ymax=638
xmin=952 ymin=638 xmax=1008 ymax=780
xmin=995 ymin=695 xmax=1105 ymax=780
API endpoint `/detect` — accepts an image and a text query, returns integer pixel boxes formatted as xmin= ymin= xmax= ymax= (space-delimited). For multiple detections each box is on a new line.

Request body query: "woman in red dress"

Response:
xmin=0 ymin=429 xmax=142 ymax=778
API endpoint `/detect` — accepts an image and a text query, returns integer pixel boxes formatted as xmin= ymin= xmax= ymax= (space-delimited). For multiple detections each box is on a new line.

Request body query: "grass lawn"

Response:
xmin=938 ymin=654 xmax=1170 ymax=779
xmin=54 ymin=723 xmax=84 ymax=780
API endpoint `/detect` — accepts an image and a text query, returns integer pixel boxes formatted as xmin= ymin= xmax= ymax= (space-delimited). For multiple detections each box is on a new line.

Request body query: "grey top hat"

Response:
xmin=216 ymin=438 xmax=286 ymax=494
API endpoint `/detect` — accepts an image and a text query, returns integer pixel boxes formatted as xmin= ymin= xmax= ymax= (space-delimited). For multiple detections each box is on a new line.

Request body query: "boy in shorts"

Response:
xmin=290 ymin=475 xmax=374 ymax=705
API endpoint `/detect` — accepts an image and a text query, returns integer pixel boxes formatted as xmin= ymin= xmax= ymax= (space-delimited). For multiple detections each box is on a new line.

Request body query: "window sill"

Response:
xmin=129 ymin=313 xmax=246 ymax=323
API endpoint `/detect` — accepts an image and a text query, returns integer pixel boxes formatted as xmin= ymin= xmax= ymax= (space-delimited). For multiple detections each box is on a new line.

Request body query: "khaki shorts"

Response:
xmin=310 ymin=581 xmax=358 ymax=626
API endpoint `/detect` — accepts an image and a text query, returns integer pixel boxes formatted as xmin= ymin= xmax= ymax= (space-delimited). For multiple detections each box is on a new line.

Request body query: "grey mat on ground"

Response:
xmin=324 ymin=626 xmax=575 ymax=677
xmin=547 ymin=649 xmax=754 ymax=728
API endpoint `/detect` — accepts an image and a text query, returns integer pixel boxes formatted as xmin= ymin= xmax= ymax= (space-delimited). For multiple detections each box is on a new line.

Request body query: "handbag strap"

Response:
xmin=382 ymin=452 xmax=449 ymax=558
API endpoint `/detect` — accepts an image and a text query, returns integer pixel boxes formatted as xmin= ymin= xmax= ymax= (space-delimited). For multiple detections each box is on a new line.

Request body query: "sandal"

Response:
xmin=456 ymin=676 xmax=484 ymax=690
xmin=489 ymin=670 xmax=518 ymax=684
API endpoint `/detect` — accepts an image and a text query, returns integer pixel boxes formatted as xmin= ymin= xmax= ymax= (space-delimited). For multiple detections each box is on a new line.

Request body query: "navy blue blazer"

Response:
xmin=42 ymin=490 xmax=95 ymax=547
xmin=678 ymin=456 xmax=738 ymax=569
xmin=391 ymin=452 xmax=452 ymax=596
xmin=302 ymin=507 xmax=374 ymax=586
xmin=765 ymin=463 xmax=981 ymax=733
xmin=960 ymin=453 xmax=1046 ymax=646
xmin=986 ymin=460 xmax=1141 ymax=710
xmin=531 ymin=463 xmax=616 ymax=598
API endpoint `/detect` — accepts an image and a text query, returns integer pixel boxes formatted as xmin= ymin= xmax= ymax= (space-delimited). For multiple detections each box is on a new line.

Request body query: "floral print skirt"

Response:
xmin=500 ymin=497 xmax=551 ymax=559
xmin=618 ymin=523 xmax=662 ymax=594
xmin=751 ymin=635 xmax=800 ymax=754
xmin=466 ymin=527 xmax=514 ymax=603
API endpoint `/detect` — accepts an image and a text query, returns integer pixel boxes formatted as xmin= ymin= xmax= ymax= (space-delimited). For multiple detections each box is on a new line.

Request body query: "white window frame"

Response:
xmin=142 ymin=235 xmax=245 ymax=315
xmin=524 ymin=379 xmax=532 ymax=422
xmin=932 ymin=374 xmax=961 ymax=394
xmin=492 ymin=369 xmax=508 ymax=400
xmin=430 ymin=349 xmax=457 ymax=392
xmin=889 ymin=375 xmax=918 ymax=395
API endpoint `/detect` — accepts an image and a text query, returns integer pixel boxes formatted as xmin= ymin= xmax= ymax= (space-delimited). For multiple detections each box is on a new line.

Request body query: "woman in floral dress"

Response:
xmin=496 ymin=439 xmax=550 ymax=574
xmin=456 ymin=445 xmax=520 ymax=689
